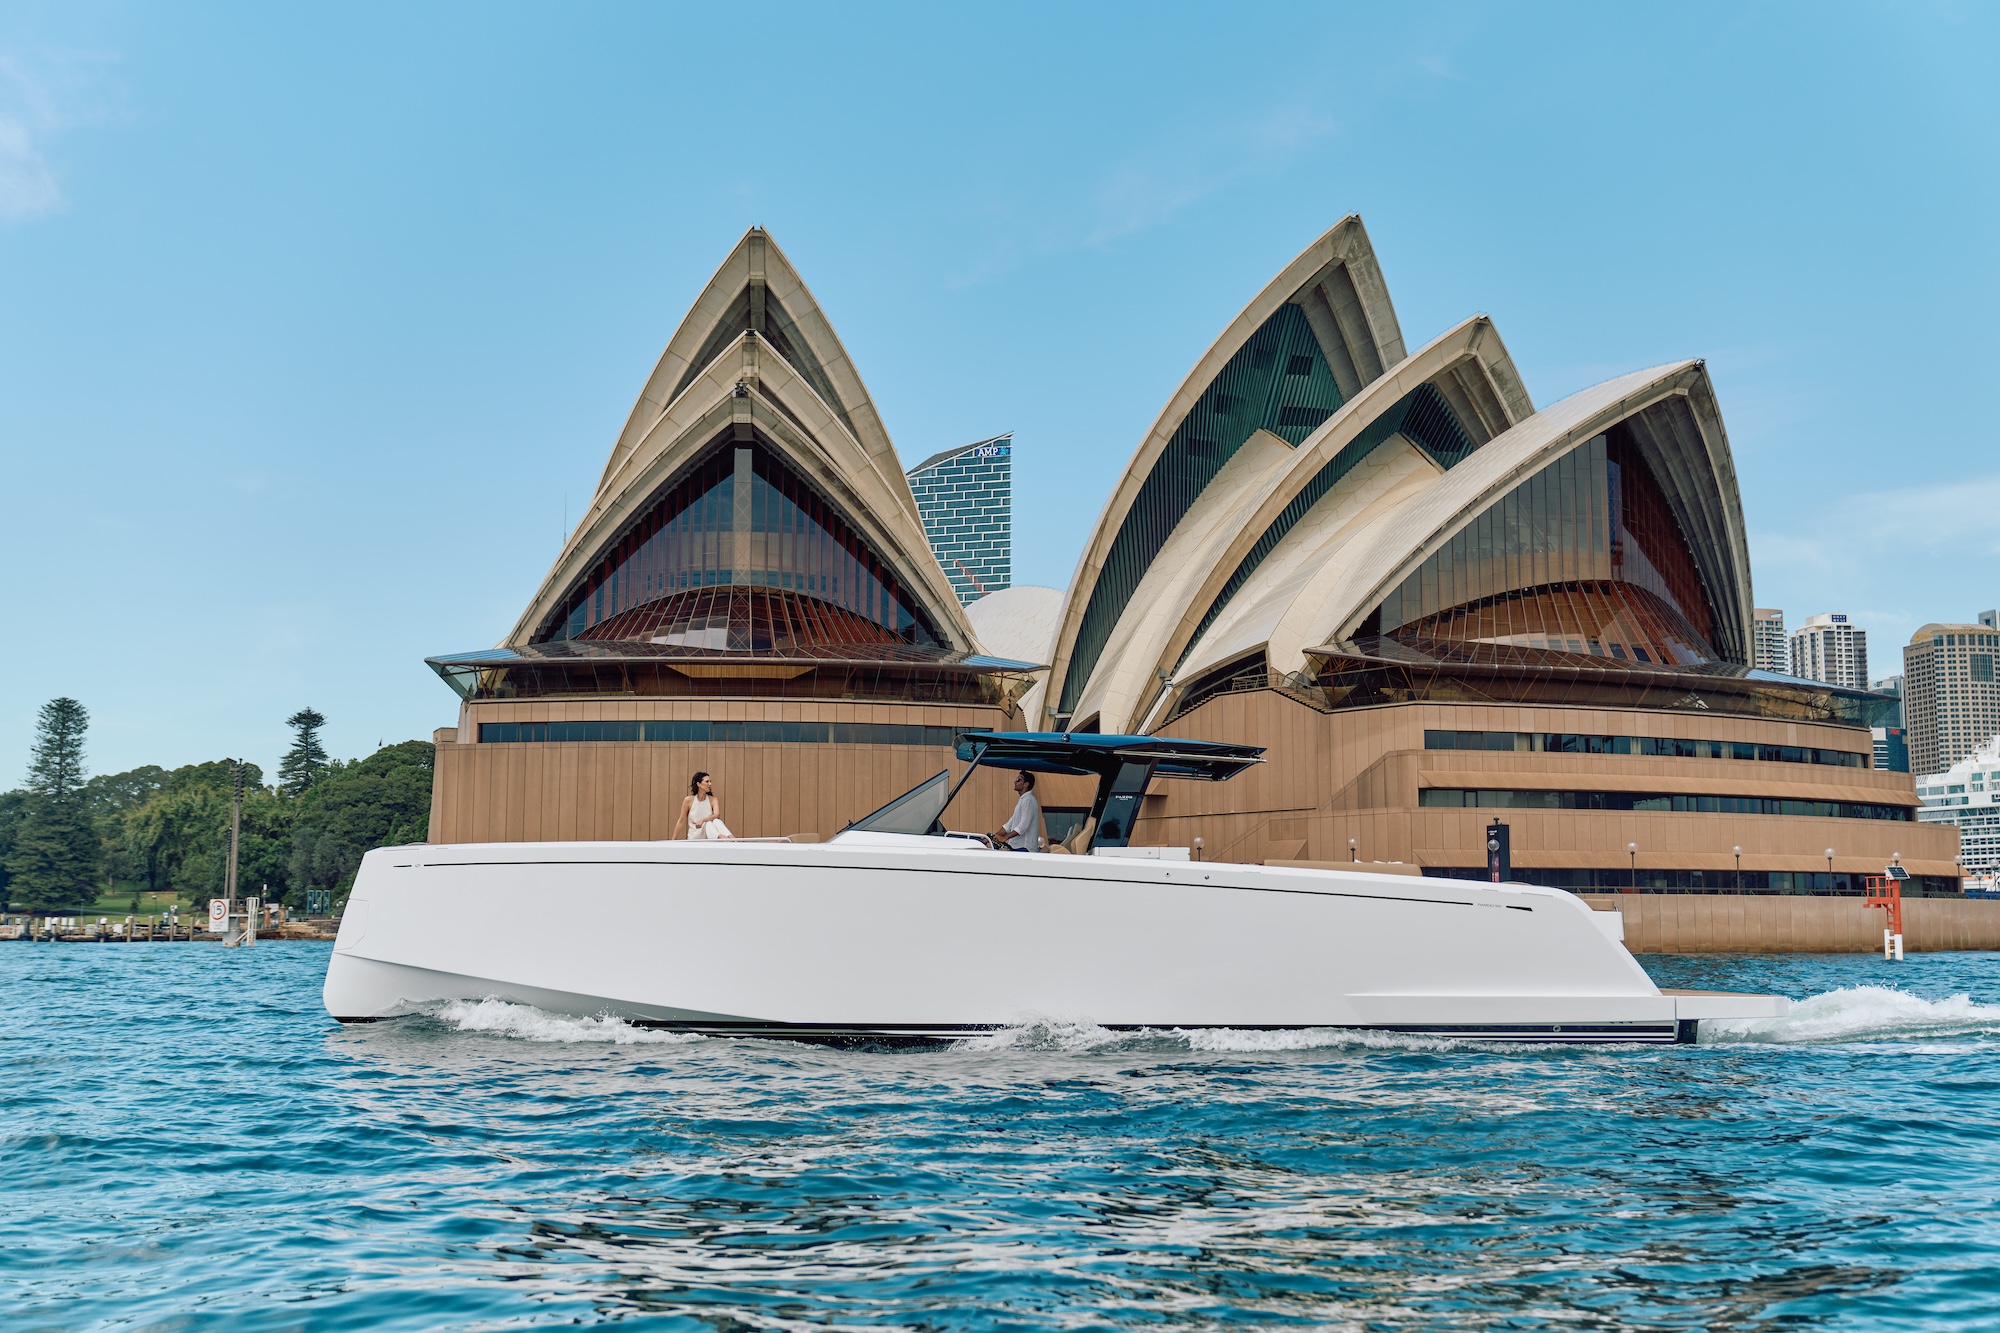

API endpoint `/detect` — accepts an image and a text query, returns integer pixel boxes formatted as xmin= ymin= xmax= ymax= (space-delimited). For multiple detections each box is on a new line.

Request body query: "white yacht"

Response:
xmin=322 ymin=733 xmax=1787 ymax=1044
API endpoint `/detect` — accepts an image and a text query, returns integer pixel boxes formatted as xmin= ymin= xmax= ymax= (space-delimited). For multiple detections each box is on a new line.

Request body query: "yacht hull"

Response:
xmin=322 ymin=840 xmax=1786 ymax=1043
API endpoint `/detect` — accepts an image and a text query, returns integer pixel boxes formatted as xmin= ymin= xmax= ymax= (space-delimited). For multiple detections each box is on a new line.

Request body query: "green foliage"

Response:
xmin=289 ymin=741 xmax=433 ymax=905
xmin=119 ymin=761 xmax=274 ymax=905
xmin=1 ymin=703 xmax=434 ymax=912
xmin=85 ymin=766 xmax=168 ymax=816
xmin=0 ymin=790 xmax=25 ymax=901
xmin=6 ymin=697 xmax=101 ymax=910
xmin=85 ymin=766 xmax=167 ymax=891
xmin=279 ymin=708 xmax=330 ymax=795
xmin=25 ymin=697 xmax=89 ymax=800
xmin=235 ymin=788 xmax=296 ymax=901
xmin=6 ymin=796 xmax=101 ymax=911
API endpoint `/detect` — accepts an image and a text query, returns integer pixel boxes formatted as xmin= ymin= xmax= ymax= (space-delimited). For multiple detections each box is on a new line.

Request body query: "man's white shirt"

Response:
xmin=1001 ymin=791 xmax=1042 ymax=850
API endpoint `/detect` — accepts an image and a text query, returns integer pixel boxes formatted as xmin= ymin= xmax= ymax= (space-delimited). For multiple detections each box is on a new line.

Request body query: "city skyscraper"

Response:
xmin=907 ymin=433 xmax=1012 ymax=605
xmin=1917 ymin=736 xmax=2000 ymax=873
xmin=1790 ymin=612 xmax=1867 ymax=689
xmin=1903 ymin=622 xmax=2000 ymax=777
xmin=1752 ymin=607 xmax=1788 ymax=673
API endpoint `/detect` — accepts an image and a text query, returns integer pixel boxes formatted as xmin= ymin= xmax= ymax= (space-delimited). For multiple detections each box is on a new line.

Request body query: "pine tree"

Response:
xmin=25 ymin=697 xmax=89 ymax=800
xmin=5 ymin=698 xmax=101 ymax=911
xmin=279 ymin=708 xmax=330 ymax=795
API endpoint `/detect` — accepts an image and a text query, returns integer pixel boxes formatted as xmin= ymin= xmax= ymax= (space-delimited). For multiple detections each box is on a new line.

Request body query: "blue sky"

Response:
xmin=1 ymin=2 xmax=1995 ymax=781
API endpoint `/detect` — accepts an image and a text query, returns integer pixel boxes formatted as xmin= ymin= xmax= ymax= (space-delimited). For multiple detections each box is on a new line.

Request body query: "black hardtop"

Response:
xmin=953 ymin=731 xmax=1264 ymax=782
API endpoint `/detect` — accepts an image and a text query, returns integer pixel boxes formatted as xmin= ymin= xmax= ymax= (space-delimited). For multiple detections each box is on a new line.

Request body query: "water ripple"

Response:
xmin=5 ymin=944 xmax=2000 ymax=1330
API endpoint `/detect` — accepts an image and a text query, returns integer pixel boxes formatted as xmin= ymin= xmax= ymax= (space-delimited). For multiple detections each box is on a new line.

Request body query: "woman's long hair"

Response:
xmin=688 ymin=771 xmax=710 ymax=797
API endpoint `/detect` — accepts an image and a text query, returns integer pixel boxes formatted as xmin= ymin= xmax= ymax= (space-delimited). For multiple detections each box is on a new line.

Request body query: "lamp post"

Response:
xmin=1192 ymin=836 xmax=1203 ymax=863
xmin=1733 ymin=845 xmax=1742 ymax=892
xmin=1627 ymin=841 xmax=1638 ymax=893
xmin=1825 ymin=846 xmax=1836 ymax=893
xmin=1348 ymin=836 xmax=1358 ymax=863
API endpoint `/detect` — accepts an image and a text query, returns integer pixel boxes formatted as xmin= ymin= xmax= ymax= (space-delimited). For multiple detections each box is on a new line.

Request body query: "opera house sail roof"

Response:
xmin=1039 ymin=217 xmax=1886 ymax=736
xmin=429 ymin=214 xmax=1890 ymax=739
xmin=430 ymin=228 xmax=1037 ymax=708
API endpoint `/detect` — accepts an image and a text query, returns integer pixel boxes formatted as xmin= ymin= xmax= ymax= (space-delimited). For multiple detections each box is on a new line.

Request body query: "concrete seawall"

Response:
xmin=1578 ymin=893 xmax=2000 ymax=953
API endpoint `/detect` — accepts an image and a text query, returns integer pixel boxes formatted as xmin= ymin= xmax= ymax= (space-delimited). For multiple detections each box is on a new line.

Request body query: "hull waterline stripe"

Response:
xmin=330 ymin=1015 xmax=1692 ymax=1045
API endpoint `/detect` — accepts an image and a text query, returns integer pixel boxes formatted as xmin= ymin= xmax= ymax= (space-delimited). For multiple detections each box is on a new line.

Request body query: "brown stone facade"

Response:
xmin=1130 ymin=686 xmax=1960 ymax=881
xmin=1576 ymin=893 xmax=2000 ymax=953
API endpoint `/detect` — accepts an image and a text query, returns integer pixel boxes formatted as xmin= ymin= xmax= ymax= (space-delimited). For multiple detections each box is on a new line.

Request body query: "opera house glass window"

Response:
xmin=1373 ymin=433 xmax=1720 ymax=667
xmin=1182 ymin=382 xmax=1484 ymax=669
xmin=541 ymin=439 xmax=941 ymax=651
xmin=1063 ymin=302 xmax=1346 ymax=714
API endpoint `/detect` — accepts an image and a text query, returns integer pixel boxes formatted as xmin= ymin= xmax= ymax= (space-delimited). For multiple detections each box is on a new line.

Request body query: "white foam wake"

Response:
xmin=428 ymin=998 xmax=705 ymax=1045
xmin=952 ymin=1018 xmax=1465 ymax=1053
xmin=1702 ymin=985 xmax=2000 ymax=1045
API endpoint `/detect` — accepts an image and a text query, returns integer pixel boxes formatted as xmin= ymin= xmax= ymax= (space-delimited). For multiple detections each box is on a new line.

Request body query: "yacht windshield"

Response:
xmin=845 ymin=771 xmax=952 ymax=836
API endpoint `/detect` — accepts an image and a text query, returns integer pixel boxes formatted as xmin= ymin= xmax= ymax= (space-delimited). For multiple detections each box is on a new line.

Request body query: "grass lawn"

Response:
xmin=9 ymin=890 xmax=199 ymax=920
xmin=84 ymin=890 xmax=191 ymax=919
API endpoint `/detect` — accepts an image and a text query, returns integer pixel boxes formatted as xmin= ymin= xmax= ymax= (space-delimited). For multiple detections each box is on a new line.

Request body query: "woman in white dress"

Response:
xmin=676 ymin=771 xmax=732 ymax=839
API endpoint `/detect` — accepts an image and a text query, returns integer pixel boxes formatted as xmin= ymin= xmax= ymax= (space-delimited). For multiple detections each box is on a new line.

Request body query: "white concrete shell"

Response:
xmin=1286 ymin=359 xmax=1752 ymax=668
xmin=964 ymin=585 xmax=1063 ymax=667
xmin=1043 ymin=216 xmax=1407 ymax=727
xmin=1062 ymin=314 xmax=1534 ymax=735
xmin=509 ymin=229 xmax=972 ymax=651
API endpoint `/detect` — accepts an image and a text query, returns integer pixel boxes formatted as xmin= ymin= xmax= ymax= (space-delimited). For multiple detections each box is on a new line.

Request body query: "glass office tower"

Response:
xmin=907 ymin=434 xmax=1012 ymax=605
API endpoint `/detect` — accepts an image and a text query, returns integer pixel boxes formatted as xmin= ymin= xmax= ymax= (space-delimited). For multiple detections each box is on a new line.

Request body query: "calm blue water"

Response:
xmin=6 ymin=945 xmax=2000 ymax=1331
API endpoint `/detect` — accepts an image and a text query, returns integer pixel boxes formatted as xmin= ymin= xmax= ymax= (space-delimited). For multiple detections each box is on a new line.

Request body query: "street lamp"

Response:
xmin=1825 ymin=846 xmax=1835 ymax=893
xmin=1627 ymin=841 xmax=1638 ymax=892
xmin=1348 ymin=836 xmax=1358 ymax=863
xmin=1733 ymin=845 xmax=1742 ymax=892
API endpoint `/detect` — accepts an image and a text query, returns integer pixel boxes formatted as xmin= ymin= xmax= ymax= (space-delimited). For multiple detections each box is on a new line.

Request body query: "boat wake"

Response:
xmin=952 ymin=1018 xmax=1467 ymax=1054
xmin=1701 ymin=985 xmax=2000 ymax=1045
xmin=403 ymin=990 xmax=2000 ymax=1051
xmin=424 ymin=998 xmax=707 ymax=1045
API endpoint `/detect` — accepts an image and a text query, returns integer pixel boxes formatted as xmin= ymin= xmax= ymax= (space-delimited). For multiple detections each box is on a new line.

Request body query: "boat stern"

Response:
xmin=1663 ymin=988 xmax=1791 ymax=1042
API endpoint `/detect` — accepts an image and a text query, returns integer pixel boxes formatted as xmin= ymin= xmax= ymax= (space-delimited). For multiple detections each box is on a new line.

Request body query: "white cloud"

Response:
xmin=1756 ymin=472 xmax=2000 ymax=573
xmin=0 ymin=113 xmax=60 ymax=220
xmin=1749 ymin=471 xmax=2000 ymax=639
xmin=0 ymin=49 xmax=122 ymax=223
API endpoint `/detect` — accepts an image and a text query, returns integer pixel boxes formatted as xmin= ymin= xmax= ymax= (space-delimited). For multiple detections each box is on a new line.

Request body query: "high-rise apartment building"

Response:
xmin=907 ymin=433 xmax=1011 ymax=605
xmin=1790 ymin=613 xmax=1868 ymax=689
xmin=1751 ymin=607 xmax=1788 ymax=673
xmin=1917 ymin=736 xmax=2000 ymax=873
xmin=1903 ymin=622 xmax=2000 ymax=777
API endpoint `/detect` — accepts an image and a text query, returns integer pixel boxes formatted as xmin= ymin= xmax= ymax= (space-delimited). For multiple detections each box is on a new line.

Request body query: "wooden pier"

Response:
xmin=1 ymin=917 xmax=339 ymax=943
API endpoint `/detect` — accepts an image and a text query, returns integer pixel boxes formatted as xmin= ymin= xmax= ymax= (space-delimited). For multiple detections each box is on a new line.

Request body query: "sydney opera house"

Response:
xmin=426 ymin=219 xmax=1960 ymax=893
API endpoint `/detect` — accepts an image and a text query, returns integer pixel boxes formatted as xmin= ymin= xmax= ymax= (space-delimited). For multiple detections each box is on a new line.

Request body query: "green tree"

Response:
xmin=85 ymin=765 xmax=167 ymax=896
xmin=279 ymin=708 xmax=330 ymax=795
xmin=289 ymin=741 xmax=433 ymax=905
xmin=119 ymin=760 xmax=275 ymax=906
xmin=0 ymin=789 xmax=28 ymax=904
xmin=5 ymin=698 xmax=101 ymax=910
